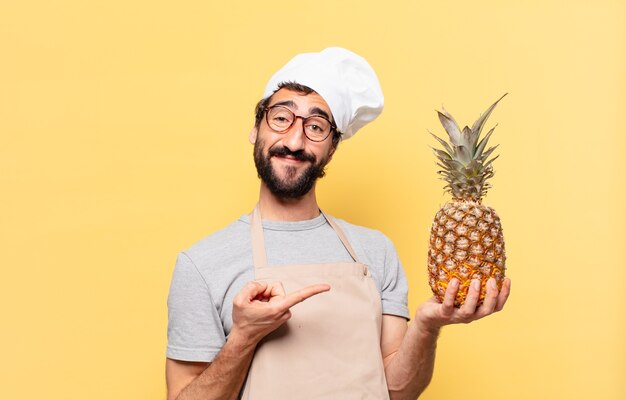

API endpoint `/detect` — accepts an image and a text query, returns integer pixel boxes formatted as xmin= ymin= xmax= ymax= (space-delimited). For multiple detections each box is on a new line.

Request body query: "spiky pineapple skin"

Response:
xmin=427 ymin=200 xmax=506 ymax=307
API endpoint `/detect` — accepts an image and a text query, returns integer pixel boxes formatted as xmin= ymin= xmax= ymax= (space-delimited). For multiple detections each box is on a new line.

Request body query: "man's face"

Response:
xmin=250 ymin=88 xmax=336 ymax=199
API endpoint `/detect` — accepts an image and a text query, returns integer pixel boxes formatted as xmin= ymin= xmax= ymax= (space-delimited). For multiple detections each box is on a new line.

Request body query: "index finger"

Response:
xmin=281 ymin=284 xmax=331 ymax=309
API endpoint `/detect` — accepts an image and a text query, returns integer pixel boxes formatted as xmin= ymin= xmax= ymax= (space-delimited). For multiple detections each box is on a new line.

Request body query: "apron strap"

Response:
xmin=320 ymin=211 xmax=361 ymax=263
xmin=250 ymin=204 xmax=268 ymax=269
xmin=250 ymin=203 xmax=362 ymax=269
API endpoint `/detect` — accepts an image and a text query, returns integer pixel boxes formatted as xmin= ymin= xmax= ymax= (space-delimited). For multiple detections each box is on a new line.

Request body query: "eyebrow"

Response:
xmin=309 ymin=107 xmax=331 ymax=121
xmin=269 ymin=101 xmax=333 ymax=121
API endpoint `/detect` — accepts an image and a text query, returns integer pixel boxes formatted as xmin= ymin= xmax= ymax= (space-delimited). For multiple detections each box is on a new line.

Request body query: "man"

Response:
xmin=166 ymin=47 xmax=511 ymax=400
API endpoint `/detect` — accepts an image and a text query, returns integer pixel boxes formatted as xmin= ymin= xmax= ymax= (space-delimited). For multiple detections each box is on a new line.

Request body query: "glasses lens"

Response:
xmin=267 ymin=107 xmax=294 ymax=132
xmin=303 ymin=117 xmax=331 ymax=141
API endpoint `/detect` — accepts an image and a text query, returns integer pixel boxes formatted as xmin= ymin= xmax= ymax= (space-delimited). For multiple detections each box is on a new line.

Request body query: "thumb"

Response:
xmin=236 ymin=281 xmax=268 ymax=303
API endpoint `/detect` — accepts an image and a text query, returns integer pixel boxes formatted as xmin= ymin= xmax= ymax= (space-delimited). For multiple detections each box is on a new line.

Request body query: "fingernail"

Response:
xmin=472 ymin=280 xmax=480 ymax=290
xmin=490 ymin=279 xmax=497 ymax=289
xmin=450 ymin=279 xmax=459 ymax=288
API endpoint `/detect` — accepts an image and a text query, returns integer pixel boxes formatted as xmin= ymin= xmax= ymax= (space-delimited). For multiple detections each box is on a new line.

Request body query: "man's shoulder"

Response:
xmin=331 ymin=215 xmax=394 ymax=249
xmin=182 ymin=216 xmax=251 ymax=264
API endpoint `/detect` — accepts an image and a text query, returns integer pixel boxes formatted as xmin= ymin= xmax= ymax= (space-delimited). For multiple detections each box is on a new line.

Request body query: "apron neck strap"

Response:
xmin=250 ymin=203 xmax=361 ymax=269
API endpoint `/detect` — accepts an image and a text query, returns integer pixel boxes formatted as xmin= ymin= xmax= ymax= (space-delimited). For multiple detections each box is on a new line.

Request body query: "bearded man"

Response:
xmin=165 ymin=47 xmax=511 ymax=400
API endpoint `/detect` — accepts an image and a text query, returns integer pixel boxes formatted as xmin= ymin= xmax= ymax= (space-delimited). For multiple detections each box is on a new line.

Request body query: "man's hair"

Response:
xmin=254 ymin=82 xmax=342 ymax=149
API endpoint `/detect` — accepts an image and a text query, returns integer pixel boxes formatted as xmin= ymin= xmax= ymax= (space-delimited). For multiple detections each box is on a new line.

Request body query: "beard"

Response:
xmin=253 ymin=139 xmax=330 ymax=199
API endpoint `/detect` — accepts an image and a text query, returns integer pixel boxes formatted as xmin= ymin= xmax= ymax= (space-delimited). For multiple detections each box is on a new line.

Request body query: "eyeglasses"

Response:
xmin=264 ymin=105 xmax=336 ymax=142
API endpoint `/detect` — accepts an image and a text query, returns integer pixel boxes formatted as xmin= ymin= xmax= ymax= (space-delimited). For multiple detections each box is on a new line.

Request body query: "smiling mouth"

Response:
xmin=273 ymin=154 xmax=308 ymax=164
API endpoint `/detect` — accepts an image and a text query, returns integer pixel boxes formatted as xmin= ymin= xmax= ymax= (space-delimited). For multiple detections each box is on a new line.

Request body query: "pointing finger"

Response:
xmin=281 ymin=284 xmax=331 ymax=309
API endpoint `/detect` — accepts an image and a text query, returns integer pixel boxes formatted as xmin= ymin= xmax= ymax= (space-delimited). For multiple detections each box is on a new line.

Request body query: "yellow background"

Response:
xmin=1 ymin=0 xmax=624 ymax=399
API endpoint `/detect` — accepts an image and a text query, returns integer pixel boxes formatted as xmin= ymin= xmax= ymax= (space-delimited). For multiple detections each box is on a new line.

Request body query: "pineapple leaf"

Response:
xmin=484 ymin=154 xmax=500 ymax=168
xmin=461 ymin=126 xmax=473 ymax=148
xmin=455 ymin=144 xmax=472 ymax=164
xmin=429 ymin=131 xmax=454 ymax=155
xmin=436 ymin=163 xmax=452 ymax=172
xmin=441 ymin=106 xmax=461 ymax=130
xmin=437 ymin=111 xmax=462 ymax=145
xmin=471 ymin=93 xmax=507 ymax=137
xmin=432 ymin=148 xmax=452 ymax=160
xmin=446 ymin=159 xmax=466 ymax=171
xmin=475 ymin=125 xmax=496 ymax=158
xmin=480 ymin=145 xmax=499 ymax=161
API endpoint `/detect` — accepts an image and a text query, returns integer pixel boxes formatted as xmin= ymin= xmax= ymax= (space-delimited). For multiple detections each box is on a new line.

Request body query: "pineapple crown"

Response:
xmin=431 ymin=94 xmax=507 ymax=202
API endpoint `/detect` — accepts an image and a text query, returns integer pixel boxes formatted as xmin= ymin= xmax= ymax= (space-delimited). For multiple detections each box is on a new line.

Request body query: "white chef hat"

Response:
xmin=262 ymin=47 xmax=384 ymax=140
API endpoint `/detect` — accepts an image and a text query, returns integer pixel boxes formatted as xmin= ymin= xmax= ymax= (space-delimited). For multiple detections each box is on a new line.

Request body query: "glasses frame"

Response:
xmin=264 ymin=105 xmax=336 ymax=142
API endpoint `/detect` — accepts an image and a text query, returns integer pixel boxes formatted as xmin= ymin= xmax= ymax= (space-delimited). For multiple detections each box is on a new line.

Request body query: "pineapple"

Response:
xmin=427 ymin=95 xmax=507 ymax=306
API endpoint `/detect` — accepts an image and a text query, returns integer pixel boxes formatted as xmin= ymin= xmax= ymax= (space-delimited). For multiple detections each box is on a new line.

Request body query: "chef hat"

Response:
xmin=262 ymin=47 xmax=384 ymax=140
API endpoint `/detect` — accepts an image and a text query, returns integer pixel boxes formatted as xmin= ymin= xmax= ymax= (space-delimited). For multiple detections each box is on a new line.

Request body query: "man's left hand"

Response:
xmin=415 ymin=277 xmax=511 ymax=333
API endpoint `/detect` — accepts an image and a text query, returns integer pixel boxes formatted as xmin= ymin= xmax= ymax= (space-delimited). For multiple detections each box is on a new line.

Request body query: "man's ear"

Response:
xmin=328 ymin=144 xmax=337 ymax=161
xmin=249 ymin=127 xmax=258 ymax=144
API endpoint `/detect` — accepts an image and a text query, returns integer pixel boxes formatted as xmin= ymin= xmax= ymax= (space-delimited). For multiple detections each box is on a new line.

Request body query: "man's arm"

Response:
xmin=166 ymin=281 xmax=331 ymax=400
xmin=382 ymin=277 xmax=511 ymax=400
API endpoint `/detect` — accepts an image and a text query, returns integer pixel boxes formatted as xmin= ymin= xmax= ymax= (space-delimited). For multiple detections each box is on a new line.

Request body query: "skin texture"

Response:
xmin=165 ymin=88 xmax=511 ymax=400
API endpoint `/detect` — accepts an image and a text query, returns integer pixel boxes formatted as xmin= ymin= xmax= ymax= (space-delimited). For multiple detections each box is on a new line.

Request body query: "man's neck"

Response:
xmin=258 ymin=183 xmax=320 ymax=221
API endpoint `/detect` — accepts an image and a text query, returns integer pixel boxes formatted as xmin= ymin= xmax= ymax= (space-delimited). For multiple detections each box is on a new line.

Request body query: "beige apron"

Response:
xmin=241 ymin=204 xmax=390 ymax=399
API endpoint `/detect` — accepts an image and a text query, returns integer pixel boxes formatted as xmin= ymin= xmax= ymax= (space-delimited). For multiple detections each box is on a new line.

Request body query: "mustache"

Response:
xmin=268 ymin=146 xmax=316 ymax=163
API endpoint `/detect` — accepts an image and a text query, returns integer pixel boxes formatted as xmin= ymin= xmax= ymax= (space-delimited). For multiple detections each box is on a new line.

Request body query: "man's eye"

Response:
xmin=273 ymin=116 xmax=290 ymax=122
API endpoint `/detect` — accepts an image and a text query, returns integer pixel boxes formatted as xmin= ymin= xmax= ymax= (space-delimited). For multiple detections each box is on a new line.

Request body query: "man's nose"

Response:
xmin=282 ymin=117 xmax=307 ymax=151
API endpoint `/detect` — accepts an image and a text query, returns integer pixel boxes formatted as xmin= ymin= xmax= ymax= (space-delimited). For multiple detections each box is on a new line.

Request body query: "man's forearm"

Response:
xmin=177 ymin=331 xmax=256 ymax=400
xmin=384 ymin=320 xmax=440 ymax=400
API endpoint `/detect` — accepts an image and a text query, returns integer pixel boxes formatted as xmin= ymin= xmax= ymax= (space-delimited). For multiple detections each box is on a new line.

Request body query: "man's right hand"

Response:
xmin=230 ymin=281 xmax=331 ymax=346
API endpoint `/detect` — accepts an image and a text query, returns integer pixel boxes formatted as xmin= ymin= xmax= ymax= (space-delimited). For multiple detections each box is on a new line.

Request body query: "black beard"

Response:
xmin=253 ymin=139 xmax=329 ymax=199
